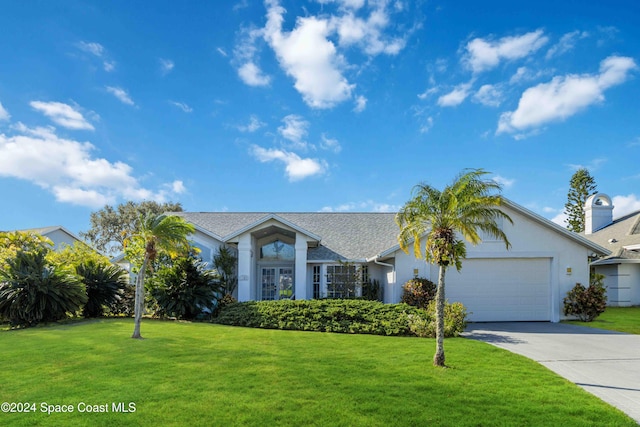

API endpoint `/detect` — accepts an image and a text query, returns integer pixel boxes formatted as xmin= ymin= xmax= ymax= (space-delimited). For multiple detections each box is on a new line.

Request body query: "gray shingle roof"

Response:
xmin=172 ymin=212 xmax=400 ymax=261
xmin=584 ymin=210 xmax=640 ymax=260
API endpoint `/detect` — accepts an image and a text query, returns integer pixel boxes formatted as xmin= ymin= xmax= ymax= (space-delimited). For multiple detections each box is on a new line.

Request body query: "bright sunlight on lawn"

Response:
xmin=0 ymin=319 xmax=636 ymax=426
xmin=565 ymin=306 xmax=640 ymax=334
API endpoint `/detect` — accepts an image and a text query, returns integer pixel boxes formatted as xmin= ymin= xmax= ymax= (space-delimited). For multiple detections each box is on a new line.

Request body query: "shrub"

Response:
xmin=150 ymin=257 xmax=223 ymax=320
xmin=362 ymin=279 xmax=382 ymax=301
xmin=408 ymin=300 xmax=469 ymax=337
xmin=0 ymin=250 xmax=87 ymax=327
xmin=107 ymin=283 xmax=135 ymax=317
xmin=214 ymin=299 xmax=429 ymax=336
xmin=563 ymin=274 xmax=607 ymax=322
xmin=401 ymin=277 xmax=437 ymax=309
xmin=77 ymin=260 xmax=129 ymax=318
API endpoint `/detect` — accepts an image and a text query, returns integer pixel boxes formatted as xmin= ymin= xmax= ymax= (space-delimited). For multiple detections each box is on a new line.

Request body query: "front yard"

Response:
xmin=564 ymin=307 xmax=640 ymax=334
xmin=0 ymin=319 xmax=635 ymax=426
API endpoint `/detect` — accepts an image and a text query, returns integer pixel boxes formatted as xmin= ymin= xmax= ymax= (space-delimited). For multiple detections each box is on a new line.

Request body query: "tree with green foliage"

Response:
xmin=396 ymin=169 xmax=512 ymax=367
xmin=151 ymin=256 xmax=223 ymax=320
xmin=564 ymin=168 xmax=597 ymax=233
xmin=0 ymin=231 xmax=53 ymax=270
xmin=81 ymin=201 xmax=183 ymax=256
xmin=0 ymin=249 xmax=87 ymax=327
xmin=77 ymin=260 xmax=129 ymax=318
xmin=125 ymin=213 xmax=194 ymax=339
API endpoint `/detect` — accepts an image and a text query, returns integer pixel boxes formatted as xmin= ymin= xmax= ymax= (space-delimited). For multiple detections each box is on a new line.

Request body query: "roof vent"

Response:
xmin=608 ymin=238 xmax=617 ymax=244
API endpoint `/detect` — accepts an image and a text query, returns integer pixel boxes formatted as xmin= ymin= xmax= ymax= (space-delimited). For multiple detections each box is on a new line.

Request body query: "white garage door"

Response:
xmin=446 ymin=258 xmax=551 ymax=322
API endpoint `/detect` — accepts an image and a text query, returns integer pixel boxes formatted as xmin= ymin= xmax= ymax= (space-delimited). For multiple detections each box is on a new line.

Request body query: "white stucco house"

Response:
xmin=582 ymin=193 xmax=640 ymax=307
xmin=172 ymin=198 xmax=608 ymax=323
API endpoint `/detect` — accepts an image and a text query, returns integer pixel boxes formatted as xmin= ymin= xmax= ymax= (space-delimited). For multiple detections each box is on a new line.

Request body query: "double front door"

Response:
xmin=260 ymin=266 xmax=294 ymax=300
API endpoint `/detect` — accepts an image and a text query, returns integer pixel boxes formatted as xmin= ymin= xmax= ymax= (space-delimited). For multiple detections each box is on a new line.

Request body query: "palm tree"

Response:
xmin=396 ymin=169 xmax=512 ymax=366
xmin=126 ymin=213 xmax=195 ymax=339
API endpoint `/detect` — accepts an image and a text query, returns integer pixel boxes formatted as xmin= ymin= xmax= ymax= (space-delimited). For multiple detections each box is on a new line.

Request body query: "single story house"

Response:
xmin=582 ymin=193 xmax=640 ymax=306
xmin=173 ymin=198 xmax=608 ymax=322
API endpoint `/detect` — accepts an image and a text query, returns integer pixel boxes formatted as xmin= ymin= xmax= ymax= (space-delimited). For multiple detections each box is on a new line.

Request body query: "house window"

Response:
xmin=312 ymin=265 xmax=321 ymax=299
xmin=192 ymin=242 xmax=212 ymax=266
xmin=326 ymin=264 xmax=358 ymax=298
xmin=260 ymin=240 xmax=295 ymax=261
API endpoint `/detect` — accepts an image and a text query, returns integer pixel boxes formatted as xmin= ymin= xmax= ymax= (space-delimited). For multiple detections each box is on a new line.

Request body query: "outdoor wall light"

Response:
xmin=566 ymin=266 xmax=572 ymax=275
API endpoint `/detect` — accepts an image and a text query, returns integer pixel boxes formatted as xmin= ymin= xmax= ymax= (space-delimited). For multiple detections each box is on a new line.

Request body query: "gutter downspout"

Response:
xmin=366 ymin=255 xmax=395 ymax=303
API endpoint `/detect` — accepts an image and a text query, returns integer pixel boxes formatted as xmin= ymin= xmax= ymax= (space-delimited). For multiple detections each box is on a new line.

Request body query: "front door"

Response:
xmin=260 ymin=267 xmax=294 ymax=300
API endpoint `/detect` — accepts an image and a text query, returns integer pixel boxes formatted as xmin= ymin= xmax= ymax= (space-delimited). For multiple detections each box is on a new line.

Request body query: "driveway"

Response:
xmin=463 ymin=322 xmax=640 ymax=424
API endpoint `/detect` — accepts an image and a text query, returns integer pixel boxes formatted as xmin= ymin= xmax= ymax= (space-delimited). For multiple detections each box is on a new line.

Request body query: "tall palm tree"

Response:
xmin=396 ymin=169 xmax=512 ymax=366
xmin=126 ymin=213 xmax=195 ymax=339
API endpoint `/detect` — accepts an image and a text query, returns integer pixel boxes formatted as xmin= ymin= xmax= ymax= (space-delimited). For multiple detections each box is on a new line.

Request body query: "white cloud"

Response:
xmin=354 ymin=95 xmax=367 ymax=112
xmin=320 ymin=134 xmax=342 ymax=153
xmin=105 ymin=86 xmax=135 ymax=106
xmin=76 ymin=41 xmax=115 ymax=72
xmin=216 ymin=47 xmax=228 ymax=57
xmin=234 ymin=26 xmax=271 ymax=87
xmin=550 ymin=211 xmax=568 ymax=227
xmin=546 ymin=30 xmax=589 ymax=59
xmin=170 ymin=180 xmax=186 ymax=194
xmin=160 ymin=58 xmax=175 ymax=74
xmin=250 ymin=145 xmax=327 ymax=181
xmin=30 ymin=101 xmax=94 ymax=131
xmin=332 ymin=5 xmax=406 ymax=55
xmin=278 ymin=114 xmax=309 ymax=146
xmin=465 ymin=29 xmax=548 ymax=73
xmin=0 ymin=102 xmax=10 ymax=121
xmin=238 ymin=62 xmax=271 ymax=86
xmin=76 ymin=41 xmax=104 ymax=57
xmin=169 ymin=101 xmax=193 ymax=113
xmin=612 ymin=194 xmax=640 ymax=218
xmin=0 ymin=123 xmax=175 ymax=208
xmin=437 ymin=82 xmax=472 ymax=107
xmin=473 ymin=84 xmax=503 ymax=107
xmin=498 ymin=56 xmax=637 ymax=135
xmin=238 ymin=115 xmax=266 ymax=133
xmin=263 ymin=0 xmax=354 ymax=109
xmin=492 ymin=175 xmax=515 ymax=189
xmin=320 ymin=200 xmax=400 ymax=212
xmin=419 ymin=116 xmax=434 ymax=134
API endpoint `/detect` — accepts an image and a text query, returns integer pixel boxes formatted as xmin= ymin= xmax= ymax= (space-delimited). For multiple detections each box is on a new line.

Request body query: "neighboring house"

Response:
xmin=18 ymin=226 xmax=83 ymax=251
xmin=172 ymin=198 xmax=608 ymax=322
xmin=582 ymin=193 xmax=640 ymax=307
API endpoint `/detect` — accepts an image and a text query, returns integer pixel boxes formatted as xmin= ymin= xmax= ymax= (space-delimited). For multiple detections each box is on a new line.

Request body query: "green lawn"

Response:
xmin=0 ymin=319 xmax=635 ymax=426
xmin=564 ymin=307 xmax=640 ymax=334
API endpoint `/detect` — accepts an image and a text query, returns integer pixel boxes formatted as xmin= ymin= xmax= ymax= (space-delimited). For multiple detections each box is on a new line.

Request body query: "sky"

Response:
xmin=1 ymin=0 xmax=639 ymax=236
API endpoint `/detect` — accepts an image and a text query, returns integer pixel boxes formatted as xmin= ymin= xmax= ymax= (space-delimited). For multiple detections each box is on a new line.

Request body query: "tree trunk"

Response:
xmin=433 ymin=264 xmax=447 ymax=367
xmin=131 ymin=254 xmax=149 ymax=339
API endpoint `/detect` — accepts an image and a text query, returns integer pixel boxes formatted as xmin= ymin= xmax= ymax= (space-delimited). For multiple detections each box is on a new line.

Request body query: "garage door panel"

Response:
xmin=446 ymin=258 xmax=551 ymax=322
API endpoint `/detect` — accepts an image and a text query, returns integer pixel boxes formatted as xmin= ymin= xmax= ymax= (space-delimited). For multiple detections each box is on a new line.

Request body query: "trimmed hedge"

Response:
xmin=213 ymin=299 xmax=446 ymax=337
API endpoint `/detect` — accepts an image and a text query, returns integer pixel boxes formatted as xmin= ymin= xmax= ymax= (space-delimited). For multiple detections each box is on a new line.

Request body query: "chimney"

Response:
xmin=584 ymin=193 xmax=614 ymax=234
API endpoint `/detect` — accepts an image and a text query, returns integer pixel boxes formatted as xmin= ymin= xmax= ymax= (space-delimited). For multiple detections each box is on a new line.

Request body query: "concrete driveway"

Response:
xmin=463 ymin=322 xmax=640 ymax=424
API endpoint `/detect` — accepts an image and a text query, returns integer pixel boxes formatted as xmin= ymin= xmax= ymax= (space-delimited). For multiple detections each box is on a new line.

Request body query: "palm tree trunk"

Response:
xmin=433 ymin=264 xmax=446 ymax=367
xmin=131 ymin=254 xmax=149 ymax=339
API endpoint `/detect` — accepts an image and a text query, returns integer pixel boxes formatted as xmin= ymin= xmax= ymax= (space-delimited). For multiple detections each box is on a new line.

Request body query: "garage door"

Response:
xmin=446 ymin=258 xmax=551 ymax=322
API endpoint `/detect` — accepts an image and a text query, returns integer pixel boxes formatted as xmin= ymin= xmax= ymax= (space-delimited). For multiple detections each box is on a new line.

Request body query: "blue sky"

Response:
xmin=1 ymin=0 xmax=639 ymax=236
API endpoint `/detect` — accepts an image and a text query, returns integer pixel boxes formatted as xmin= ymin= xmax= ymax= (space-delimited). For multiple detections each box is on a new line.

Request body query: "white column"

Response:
xmin=237 ymin=234 xmax=252 ymax=302
xmin=295 ymin=234 xmax=308 ymax=300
